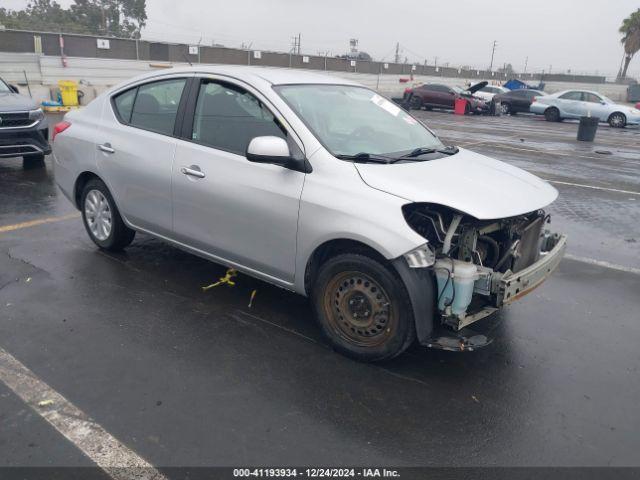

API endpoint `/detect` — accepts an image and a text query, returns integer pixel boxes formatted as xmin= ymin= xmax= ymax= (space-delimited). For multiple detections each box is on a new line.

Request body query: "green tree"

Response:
xmin=0 ymin=0 xmax=146 ymax=38
xmin=619 ymin=8 xmax=640 ymax=80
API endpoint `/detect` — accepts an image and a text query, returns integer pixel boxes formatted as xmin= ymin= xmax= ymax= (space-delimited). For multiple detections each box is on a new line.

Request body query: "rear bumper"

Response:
xmin=0 ymin=121 xmax=51 ymax=157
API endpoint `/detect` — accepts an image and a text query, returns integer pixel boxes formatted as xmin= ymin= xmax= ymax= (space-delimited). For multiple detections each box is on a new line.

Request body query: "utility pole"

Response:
xmin=290 ymin=34 xmax=301 ymax=55
xmin=489 ymin=40 xmax=497 ymax=71
xmin=523 ymin=56 xmax=528 ymax=74
xmin=394 ymin=42 xmax=400 ymax=64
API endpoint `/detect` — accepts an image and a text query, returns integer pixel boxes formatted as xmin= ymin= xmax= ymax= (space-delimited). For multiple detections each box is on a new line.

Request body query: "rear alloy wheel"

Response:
xmin=410 ymin=96 xmax=423 ymax=110
xmin=312 ymin=253 xmax=415 ymax=362
xmin=501 ymin=103 xmax=511 ymax=115
xmin=608 ymin=112 xmax=626 ymax=128
xmin=544 ymin=107 xmax=560 ymax=122
xmin=81 ymin=179 xmax=135 ymax=251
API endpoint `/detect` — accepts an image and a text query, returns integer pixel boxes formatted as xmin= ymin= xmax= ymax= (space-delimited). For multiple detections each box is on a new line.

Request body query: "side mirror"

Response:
xmin=9 ymin=84 xmax=19 ymax=94
xmin=246 ymin=136 xmax=311 ymax=173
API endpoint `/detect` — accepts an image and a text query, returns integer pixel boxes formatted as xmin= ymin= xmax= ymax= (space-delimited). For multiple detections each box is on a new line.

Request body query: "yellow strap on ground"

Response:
xmin=202 ymin=268 xmax=238 ymax=292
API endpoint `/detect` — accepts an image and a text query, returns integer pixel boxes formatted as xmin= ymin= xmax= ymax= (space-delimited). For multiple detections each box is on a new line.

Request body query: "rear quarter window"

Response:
xmin=113 ymin=88 xmax=136 ymax=123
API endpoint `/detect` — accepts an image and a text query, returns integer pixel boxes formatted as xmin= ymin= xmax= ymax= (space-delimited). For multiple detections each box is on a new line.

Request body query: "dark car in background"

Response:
xmin=493 ymin=89 xmax=545 ymax=115
xmin=0 ymin=76 xmax=50 ymax=168
xmin=406 ymin=82 xmax=489 ymax=114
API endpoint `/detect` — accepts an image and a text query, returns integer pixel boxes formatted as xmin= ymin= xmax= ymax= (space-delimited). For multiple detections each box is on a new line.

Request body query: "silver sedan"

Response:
xmin=530 ymin=89 xmax=640 ymax=127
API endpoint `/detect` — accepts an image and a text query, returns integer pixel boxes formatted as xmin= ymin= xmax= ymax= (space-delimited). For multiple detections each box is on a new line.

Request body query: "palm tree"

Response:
xmin=618 ymin=9 xmax=640 ymax=80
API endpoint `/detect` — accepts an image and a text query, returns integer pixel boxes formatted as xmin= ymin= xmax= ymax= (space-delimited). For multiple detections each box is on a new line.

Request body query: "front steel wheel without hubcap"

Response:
xmin=323 ymin=271 xmax=396 ymax=348
xmin=84 ymin=189 xmax=112 ymax=241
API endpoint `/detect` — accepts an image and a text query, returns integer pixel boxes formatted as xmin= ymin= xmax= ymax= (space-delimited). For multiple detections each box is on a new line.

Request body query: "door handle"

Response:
xmin=180 ymin=166 xmax=205 ymax=179
xmin=98 ymin=143 xmax=115 ymax=154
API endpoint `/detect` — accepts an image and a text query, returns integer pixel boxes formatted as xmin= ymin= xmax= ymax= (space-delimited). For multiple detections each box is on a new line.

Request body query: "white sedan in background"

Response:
xmin=530 ymin=89 xmax=640 ymax=127
xmin=474 ymin=85 xmax=510 ymax=102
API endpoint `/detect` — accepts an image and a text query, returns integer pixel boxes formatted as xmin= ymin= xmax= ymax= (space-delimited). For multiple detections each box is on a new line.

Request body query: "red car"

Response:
xmin=405 ymin=81 xmax=489 ymax=114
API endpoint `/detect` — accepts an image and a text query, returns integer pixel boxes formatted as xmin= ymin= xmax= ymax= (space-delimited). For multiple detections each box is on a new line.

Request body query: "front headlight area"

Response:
xmin=29 ymin=108 xmax=45 ymax=123
xmin=403 ymin=244 xmax=436 ymax=268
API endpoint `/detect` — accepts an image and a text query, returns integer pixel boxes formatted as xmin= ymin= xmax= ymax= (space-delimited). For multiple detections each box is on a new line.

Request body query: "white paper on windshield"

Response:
xmin=370 ymin=94 xmax=401 ymax=117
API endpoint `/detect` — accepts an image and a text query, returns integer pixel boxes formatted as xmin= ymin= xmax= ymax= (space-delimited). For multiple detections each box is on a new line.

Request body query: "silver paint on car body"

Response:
xmin=54 ymin=65 xmax=559 ymax=296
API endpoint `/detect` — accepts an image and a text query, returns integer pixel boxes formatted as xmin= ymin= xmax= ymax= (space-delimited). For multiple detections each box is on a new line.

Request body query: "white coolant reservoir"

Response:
xmin=434 ymin=259 xmax=479 ymax=316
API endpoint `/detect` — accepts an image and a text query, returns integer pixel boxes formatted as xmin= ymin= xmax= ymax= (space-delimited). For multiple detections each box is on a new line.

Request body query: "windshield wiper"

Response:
xmin=335 ymin=152 xmax=393 ymax=164
xmin=400 ymin=147 xmax=437 ymax=158
xmin=438 ymin=145 xmax=459 ymax=155
xmin=398 ymin=145 xmax=459 ymax=160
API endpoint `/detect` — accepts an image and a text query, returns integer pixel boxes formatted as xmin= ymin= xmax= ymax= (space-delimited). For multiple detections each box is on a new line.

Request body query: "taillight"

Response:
xmin=52 ymin=121 xmax=71 ymax=141
xmin=531 ymin=97 xmax=537 ymax=103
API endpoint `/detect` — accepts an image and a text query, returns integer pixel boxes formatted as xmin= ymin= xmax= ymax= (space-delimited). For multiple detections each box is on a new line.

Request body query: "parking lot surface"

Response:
xmin=1 ymin=111 xmax=639 ymax=472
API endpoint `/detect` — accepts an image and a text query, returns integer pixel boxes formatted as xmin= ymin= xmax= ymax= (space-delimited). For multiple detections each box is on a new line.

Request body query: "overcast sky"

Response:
xmin=4 ymin=0 xmax=640 ymax=78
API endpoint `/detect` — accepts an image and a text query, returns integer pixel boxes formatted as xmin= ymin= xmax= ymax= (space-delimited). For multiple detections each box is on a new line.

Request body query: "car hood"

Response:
xmin=0 ymin=92 xmax=38 ymax=112
xmin=466 ymin=81 xmax=488 ymax=94
xmin=354 ymin=148 xmax=558 ymax=219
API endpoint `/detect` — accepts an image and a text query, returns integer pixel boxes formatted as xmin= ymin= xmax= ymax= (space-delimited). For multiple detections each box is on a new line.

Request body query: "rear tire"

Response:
xmin=22 ymin=154 xmax=45 ymax=169
xmin=608 ymin=112 xmax=626 ymax=128
xmin=544 ymin=107 xmax=561 ymax=122
xmin=81 ymin=178 xmax=135 ymax=251
xmin=311 ymin=253 xmax=416 ymax=362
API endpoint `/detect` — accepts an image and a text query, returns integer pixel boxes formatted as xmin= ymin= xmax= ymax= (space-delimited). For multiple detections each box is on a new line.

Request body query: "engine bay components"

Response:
xmin=402 ymin=203 xmax=564 ymax=330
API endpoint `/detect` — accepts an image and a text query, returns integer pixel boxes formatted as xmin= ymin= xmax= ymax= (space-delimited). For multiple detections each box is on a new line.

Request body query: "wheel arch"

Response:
xmin=303 ymin=238 xmax=387 ymax=296
xmin=73 ymin=171 xmax=129 ymax=228
xmin=74 ymin=171 xmax=102 ymax=209
xmin=303 ymin=237 xmax=436 ymax=344
xmin=607 ymin=111 xmax=626 ymax=125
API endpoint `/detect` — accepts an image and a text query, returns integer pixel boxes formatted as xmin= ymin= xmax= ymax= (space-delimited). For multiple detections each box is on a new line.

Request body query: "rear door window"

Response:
xmin=129 ymin=78 xmax=187 ymax=135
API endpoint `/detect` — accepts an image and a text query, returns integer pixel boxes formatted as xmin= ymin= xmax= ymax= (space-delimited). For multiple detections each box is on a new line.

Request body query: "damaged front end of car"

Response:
xmin=401 ymin=203 xmax=567 ymax=348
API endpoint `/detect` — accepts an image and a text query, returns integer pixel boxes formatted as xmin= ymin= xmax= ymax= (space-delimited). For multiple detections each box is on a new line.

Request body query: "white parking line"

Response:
xmin=0 ymin=347 xmax=167 ymax=480
xmin=546 ymin=180 xmax=640 ymax=196
xmin=565 ymin=254 xmax=640 ymax=276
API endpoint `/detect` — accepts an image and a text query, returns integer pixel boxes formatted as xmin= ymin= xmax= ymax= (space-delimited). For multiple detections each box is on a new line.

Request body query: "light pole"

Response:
xmin=489 ymin=40 xmax=497 ymax=71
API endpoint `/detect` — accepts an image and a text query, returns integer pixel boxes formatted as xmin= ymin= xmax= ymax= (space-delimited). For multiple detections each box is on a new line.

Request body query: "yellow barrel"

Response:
xmin=58 ymin=80 xmax=79 ymax=106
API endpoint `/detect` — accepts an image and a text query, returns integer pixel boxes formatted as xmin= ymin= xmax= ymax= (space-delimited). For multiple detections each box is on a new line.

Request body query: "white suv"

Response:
xmin=53 ymin=66 xmax=566 ymax=361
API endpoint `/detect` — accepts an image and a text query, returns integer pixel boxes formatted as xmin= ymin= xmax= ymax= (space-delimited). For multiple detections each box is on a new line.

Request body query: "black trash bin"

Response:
xmin=577 ymin=116 xmax=599 ymax=142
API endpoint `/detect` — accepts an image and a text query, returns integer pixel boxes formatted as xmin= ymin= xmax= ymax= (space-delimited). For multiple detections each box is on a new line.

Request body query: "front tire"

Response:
xmin=501 ymin=102 xmax=511 ymax=115
xmin=311 ymin=253 xmax=416 ymax=362
xmin=81 ymin=178 xmax=135 ymax=251
xmin=608 ymin=112 xmax=626 ymax=128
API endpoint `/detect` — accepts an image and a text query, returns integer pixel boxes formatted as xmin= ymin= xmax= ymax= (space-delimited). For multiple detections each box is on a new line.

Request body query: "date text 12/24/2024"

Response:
xmin=233 ymin=468 xmax=401 ymax=478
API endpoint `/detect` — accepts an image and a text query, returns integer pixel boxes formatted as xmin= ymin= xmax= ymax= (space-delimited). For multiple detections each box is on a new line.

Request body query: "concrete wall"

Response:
xmin=1 ymin=29 xmax=608 ymax=85
xmin=0 ymin=52 xmax=631 ymax=105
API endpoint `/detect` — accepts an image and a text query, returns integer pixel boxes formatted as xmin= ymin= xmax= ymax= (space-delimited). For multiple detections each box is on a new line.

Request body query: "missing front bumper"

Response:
xmin=439 ymin=232 xmax=567 ymax=332
xmin=497 ymin=233 xmax=567 ymax=306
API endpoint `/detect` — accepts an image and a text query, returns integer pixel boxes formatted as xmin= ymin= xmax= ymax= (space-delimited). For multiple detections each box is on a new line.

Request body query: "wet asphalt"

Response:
xmin=0 ymin=111 xmax=639 ymax=471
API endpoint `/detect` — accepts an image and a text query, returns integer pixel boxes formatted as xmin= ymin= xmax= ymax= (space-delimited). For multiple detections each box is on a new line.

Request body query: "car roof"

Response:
xmin=119 ymin=65 xmax=361 ymax=88
xmin=554 ymin=89 xmax=603 ymax=97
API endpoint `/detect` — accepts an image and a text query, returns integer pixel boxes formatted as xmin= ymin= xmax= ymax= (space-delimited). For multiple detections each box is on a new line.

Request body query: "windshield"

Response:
xmin=0 ymin=79 xmax=11 ymax=93
xmin=274 ymin=84 xmax=444 ymax=158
